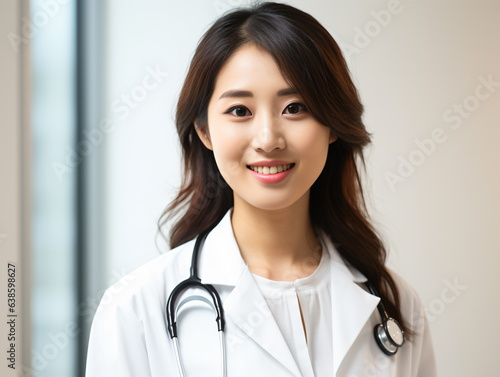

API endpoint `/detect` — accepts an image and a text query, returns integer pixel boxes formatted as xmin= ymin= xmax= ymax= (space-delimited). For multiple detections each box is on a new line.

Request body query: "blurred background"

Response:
xmin=1 ymin=0 xmax=499 ymax=376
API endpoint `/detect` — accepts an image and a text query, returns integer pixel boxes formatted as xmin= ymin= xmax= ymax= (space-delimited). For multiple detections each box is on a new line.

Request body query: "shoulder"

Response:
xmin=387 ymin=269 xmax=438 ymax=374
xmin=387 ymin=268 xmax=429 ymax=336
xmin=390 ymin=269 xmax=424 ymax=307
xmin=94 ymin=239 xmax=196 ymax=316
xmin=93 ymin=209 xmax=237 ymax=317
xmin=86 ymin=241 xmax=199 ymax=375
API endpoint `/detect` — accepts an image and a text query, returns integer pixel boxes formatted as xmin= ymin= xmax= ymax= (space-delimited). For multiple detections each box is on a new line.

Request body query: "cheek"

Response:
xmin=209 ymin=129 xmax=247 ymax=183
xmin=294 ymin=125 xmax=331 ymax=162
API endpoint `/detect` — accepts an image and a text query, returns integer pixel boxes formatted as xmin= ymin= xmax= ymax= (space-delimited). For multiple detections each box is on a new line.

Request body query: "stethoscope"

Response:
xmin=166 ymin=229 xmax=405 ymax=376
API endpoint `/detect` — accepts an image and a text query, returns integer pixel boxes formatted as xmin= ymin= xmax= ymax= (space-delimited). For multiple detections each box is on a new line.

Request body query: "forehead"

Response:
xmin=212 ymin=44 xmax=290 ymax=95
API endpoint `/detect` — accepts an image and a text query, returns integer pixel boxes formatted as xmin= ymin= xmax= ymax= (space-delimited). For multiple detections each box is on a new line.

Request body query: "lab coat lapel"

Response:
xmin=198 ymin=210 xmax=380 ymax=376
xmin=223 ymin=268 xmax=302 ymax=377
xmin=198 ymin=211 xmax=301 ymax=376
xmin=324 ymin=239 xmax=380 ymax=375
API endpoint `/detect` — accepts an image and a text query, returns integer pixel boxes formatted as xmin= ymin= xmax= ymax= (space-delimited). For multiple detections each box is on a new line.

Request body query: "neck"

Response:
xmin=231 ymin=193 xmax=322 ymax=281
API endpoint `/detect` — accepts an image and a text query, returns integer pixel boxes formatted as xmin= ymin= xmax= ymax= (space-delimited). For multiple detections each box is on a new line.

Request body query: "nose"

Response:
xmin=250 ymin=113 xmax=286 ymax=153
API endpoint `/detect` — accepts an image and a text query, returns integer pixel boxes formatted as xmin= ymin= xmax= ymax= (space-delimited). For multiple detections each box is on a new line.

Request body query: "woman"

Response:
xmin=86 ymin=2 xmax=437 ymax=376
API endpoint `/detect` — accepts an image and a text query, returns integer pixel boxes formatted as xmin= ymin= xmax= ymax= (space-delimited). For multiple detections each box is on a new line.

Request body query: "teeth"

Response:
xmin=249 ymin=164 xmax=293 ymax=174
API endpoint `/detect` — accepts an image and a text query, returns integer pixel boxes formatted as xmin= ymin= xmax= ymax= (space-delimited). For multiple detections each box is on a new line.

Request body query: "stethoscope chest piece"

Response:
xmin=373 ymin=315 xmax=405 ymax=356
xmin=365 ymin=282 xmax=405 ymax=356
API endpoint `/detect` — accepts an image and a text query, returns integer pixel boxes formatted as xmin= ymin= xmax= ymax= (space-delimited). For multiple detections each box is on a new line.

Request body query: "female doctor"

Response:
xmin=86 ymin=2 xmax=437 ymax=376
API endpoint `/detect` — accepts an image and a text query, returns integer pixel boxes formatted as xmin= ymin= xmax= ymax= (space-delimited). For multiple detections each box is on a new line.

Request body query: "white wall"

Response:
xmin=99 ymin=1 xmax=500 ymax=376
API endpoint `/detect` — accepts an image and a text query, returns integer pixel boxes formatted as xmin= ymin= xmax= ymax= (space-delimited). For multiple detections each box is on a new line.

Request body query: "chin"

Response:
xmin=235 ymin=192 xmax=309 ymax=213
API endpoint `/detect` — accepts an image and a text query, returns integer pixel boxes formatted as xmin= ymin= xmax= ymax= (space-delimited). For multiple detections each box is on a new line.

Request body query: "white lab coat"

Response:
xmin=86 ymin=210 xmax=437 ymax=376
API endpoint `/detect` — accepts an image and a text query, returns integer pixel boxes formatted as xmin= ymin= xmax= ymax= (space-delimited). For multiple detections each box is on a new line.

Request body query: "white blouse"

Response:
xmin=252 ymin=245 xmax=332 ymax=377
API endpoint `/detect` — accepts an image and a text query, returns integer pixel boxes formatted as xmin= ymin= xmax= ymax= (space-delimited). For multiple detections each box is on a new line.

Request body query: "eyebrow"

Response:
xmin=218 ymin=88 xmax=298 ymax=99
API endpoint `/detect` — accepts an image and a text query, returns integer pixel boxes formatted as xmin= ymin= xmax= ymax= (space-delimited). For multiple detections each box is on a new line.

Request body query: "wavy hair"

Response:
xmin=158 ymin=2 xmax=412 ymax=337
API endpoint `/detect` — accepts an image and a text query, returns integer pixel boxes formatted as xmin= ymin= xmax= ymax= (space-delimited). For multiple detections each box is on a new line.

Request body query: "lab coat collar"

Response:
xmin=198 ymin=209 xmax=380 ymax=376
xmin=198 ymin=208 xmax=247 ymax=286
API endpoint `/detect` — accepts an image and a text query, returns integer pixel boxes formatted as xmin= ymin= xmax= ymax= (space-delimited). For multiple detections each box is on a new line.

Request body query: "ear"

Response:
xmin=194 ymin=121 xmax=213 ymax=150
xmin=329 ymin=132 xmax=338 ymax=144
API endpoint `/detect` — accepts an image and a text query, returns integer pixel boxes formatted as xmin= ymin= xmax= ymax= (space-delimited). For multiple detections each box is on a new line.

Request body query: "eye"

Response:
xmin=225 ymin=105 xmax=252 ymax=117
xmin=283 ymin=102 xmax=307 ymax=115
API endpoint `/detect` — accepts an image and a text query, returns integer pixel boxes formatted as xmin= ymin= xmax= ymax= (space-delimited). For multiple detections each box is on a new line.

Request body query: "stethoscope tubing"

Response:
xmin=166 ymin=230 xmax=405 ymax=376
xmin=166 ymin=228 xmax=226 ymax=377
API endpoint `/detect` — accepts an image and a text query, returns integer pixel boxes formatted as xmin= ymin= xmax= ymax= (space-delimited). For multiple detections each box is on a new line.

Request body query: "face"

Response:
xmin=197 ymin=44 xmax=336 ymax=212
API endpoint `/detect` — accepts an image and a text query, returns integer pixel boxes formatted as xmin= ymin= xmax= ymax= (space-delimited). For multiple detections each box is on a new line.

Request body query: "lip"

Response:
xmin=247 ymin=160 xmax=294 ymax=167
xmin=246 ymin=162 xmax=295 ymax=184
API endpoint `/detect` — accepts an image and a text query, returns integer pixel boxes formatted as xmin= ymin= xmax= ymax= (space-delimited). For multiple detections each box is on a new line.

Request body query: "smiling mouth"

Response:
xmin=247 ymin=163 xmax=295 ymax=175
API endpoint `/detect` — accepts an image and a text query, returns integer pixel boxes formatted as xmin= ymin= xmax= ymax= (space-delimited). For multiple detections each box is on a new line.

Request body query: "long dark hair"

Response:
xmin=158 ymin=2 xmax=412 ymax=337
